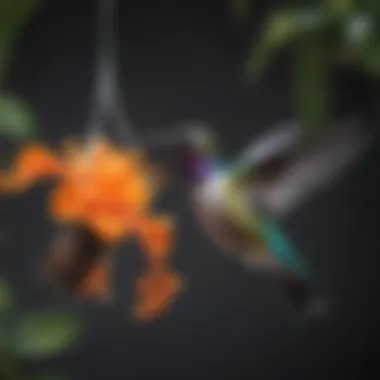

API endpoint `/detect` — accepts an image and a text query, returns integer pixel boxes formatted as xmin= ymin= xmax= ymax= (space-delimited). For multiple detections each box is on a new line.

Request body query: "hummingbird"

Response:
xmin=148 ymin=118 xmax=375 ymax=317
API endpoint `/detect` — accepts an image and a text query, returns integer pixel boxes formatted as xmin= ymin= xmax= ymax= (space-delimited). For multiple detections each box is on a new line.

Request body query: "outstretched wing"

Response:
xmin=232 ymin=118 xmax=376 ymax=218
xmin=236 ymin=119 xmax=302 ymax=175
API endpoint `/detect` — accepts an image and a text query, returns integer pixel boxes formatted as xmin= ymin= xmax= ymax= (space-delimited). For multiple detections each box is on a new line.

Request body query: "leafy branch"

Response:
xmin=0 ymin=278 xmax=82 ymax=380
xmin=0 ymin=5 xmax=83 ymax=379
xmin=245 ymin=0 xmax=380 ymax=132
xmin=0 ymin=0 xmax=45 ymax=142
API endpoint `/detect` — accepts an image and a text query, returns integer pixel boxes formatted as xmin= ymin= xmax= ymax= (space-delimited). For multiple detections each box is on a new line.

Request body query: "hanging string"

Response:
xmin=86 ymin=0 xmax=137 ymax=146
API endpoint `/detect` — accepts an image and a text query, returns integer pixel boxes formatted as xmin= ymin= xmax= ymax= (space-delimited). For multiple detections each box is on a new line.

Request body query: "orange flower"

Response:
xmin=0 ymin=137 xmax=182 ymax=322
xmin=1 ymin=138 xmax=157 ymax=243
xmin=49 ymin=139 xmax=155 ymax=243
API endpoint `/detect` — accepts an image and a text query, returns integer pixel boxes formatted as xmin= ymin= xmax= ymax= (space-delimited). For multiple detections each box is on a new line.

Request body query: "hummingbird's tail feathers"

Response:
xmin=241 ymin=254 xmax=330 ymax=318
xmin=259 ymin=217 xmax=309 ymax=279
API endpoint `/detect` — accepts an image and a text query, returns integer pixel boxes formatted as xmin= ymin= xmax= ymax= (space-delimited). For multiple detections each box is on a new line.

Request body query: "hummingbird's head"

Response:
xmin=148 ymin=121 xmax=220 ymax=183
xmin=180 ymin=122 xmax=219 ymax=155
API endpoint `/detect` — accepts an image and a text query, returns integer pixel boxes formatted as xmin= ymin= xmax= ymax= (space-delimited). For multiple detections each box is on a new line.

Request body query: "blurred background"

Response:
xmin=1 ymin=0 xmax=380 ymax=379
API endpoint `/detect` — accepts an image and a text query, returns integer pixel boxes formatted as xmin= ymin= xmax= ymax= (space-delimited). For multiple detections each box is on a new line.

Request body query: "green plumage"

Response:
xmin=223 ymin=160 xmax=309 ymax=280
xmin=258 ymin=216 xmax=308 ymax=278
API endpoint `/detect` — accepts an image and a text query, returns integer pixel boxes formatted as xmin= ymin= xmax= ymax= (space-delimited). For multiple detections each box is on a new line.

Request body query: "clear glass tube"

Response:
xmin=86 ymin=0 xmax=136 ymax=146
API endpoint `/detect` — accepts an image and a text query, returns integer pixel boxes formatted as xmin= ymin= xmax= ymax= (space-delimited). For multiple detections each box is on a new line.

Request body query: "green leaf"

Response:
xmin=294 ymin=39 xmax=332 ymax=134
xmin=12 ymin=311 xmax=82 ymax=359
xmin=323 ymin=0 xmax=354 ymax=17
xmin=357 ymin=45 xmax=380 ymax=78
xmin=343 ymin=13 xmax=374 ymax=47
xmin=246 ymin=8 xmax=324 ymax=80
xmin=245 ymin=39 xmax=276 ymax=81
xmin=0 ymin=0 xmax=44 ymax=71
xmin=352 ymin=20 xmax=380 ymax=78
xmin=0 ymin=93 xmax=37 ymax=141
xmin=0 ymin=278 xmax=14 ymax=313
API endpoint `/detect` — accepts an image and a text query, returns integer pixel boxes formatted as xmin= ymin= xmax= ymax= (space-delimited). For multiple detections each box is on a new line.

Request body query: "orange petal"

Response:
xmin=0 ymin=145 xmax=62 ymax=194
xmin=76 ymin=258 xmax=112 ymax=302
xmin=86 ymin=215 xmax=131 ymax=244
xmin=131 ymin=268 xmax=182 ymax=322
xmin=49 ymin=185 xmax=82 ymax=222
xmin=12 ymin=144 xmax=62 ymax=187
xmin=136 ymin=215 xmax=175 ymax=259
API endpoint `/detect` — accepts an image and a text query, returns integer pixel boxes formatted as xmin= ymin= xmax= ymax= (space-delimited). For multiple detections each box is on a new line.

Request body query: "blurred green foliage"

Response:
xmin=245 ymin=0 xmax=380 ymax=132
xmin=0 ymin=0 xmax=44 ymax=142
xmin=0 ymin=92 xmax=38 ymax=141
xmin=0 ymin=277 xmax=82 ymax=380
xmin=0 ymin=3 xmax=83 ymax=379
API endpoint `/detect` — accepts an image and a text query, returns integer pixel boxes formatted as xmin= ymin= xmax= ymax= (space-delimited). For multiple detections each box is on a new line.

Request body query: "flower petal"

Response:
xmin=87 ymin=216 xmax=131 ymax=244
xmin=13 ymin=144 xmax=63 ymax=184
xmin=0 ymin=144 xmax=62 ymax=193
xmin=49 ymin=185 xmax=82 ymax=222
xmin=136 ymin=215 xmax=175 ymax=259
xmin=131 ymin=267 xmax=182 ymax=322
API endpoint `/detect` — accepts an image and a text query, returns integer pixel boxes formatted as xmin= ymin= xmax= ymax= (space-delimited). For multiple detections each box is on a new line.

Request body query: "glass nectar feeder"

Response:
xmin=0 ymin=0 xmax=183 ymax=323
xmin=85 ymin=0 xmax=136 ymax=147
xmin=46 ymin=0 xmax=183 ymax=323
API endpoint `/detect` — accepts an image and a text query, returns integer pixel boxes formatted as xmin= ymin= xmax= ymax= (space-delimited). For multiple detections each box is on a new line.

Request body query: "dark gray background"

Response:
xmin=1 ymin=1 xmax=380 ymax=379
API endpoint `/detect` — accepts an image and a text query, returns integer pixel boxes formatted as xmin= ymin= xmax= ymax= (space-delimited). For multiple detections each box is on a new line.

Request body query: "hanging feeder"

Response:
xmin=0 ymin=0 xmax=183 ymax=323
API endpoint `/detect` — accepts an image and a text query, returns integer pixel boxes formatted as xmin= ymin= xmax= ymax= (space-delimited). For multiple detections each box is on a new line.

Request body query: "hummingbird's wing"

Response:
xmin=234 ymin=119 xmax=375 ymax=218
xmin=236 ymin=119 xmax=302 ymax=173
